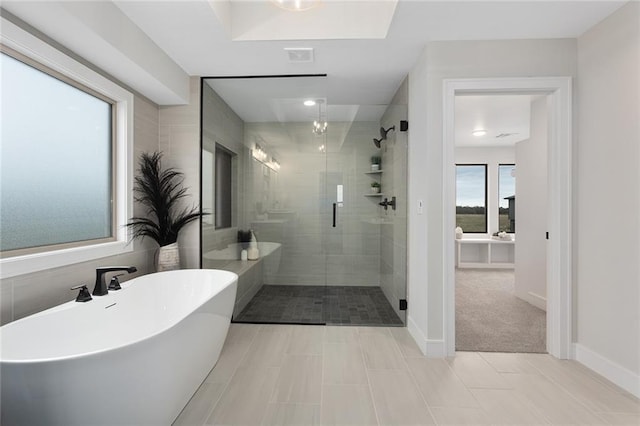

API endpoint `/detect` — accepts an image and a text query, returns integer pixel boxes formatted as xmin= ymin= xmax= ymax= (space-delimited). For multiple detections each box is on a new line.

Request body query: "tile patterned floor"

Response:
xmin=233 ymin=285 xmax=404 ymax=326
xmin=173 ymin=324 xmax=640 ymax=426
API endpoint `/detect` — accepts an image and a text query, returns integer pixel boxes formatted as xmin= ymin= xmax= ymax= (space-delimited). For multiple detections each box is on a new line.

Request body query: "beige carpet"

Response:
xmin=455 ymin=269 xmax=546 ymax=353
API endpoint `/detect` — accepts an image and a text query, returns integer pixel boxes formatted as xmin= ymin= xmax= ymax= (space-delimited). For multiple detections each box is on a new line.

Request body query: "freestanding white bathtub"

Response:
xmin=0 ymin=269 xmax=237 ymax=425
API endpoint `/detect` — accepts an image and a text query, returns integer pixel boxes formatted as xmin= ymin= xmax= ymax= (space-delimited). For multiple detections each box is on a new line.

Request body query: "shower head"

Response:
xmin=373 ymin=138 xmax=382 ymax=148
xmin=380 ymin=126 xmax=396 ymax=140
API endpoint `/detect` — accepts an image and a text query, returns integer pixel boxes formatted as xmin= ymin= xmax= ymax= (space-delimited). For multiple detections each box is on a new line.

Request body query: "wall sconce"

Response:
xmin=253 ymin=143 xmax=281 ymax=172
xmin=269 ymin=157 xmax=281 ymax=171
xmin=252 ymin=144 xmax=268 ymax=162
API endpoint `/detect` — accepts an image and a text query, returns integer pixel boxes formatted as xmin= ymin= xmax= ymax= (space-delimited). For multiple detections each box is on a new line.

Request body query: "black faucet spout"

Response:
xmin=93 ymin=266 xmax=137 ymax=296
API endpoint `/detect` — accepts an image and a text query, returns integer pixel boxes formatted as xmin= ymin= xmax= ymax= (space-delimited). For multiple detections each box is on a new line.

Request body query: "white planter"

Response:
xmin=156 ymin=242 xmax=180 ymax=271
xmin=371 ymin=186 xmax=381 ymax=194
xmin=371 ymin=164 xmax=380 ymax=171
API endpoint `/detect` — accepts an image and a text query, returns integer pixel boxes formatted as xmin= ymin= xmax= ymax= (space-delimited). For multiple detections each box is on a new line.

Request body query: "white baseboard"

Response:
xmin=425 ymin=339 xmax=446 ymax=358
xmin=573 ymin=343 xmax=640 ymax=398
xmin=407 ymin=315 xmax=427 ymax=355
xmin=527 ymin=291 xmax=547 ymax=311
xmin=406 ymin=316 xmax=446 ymax=358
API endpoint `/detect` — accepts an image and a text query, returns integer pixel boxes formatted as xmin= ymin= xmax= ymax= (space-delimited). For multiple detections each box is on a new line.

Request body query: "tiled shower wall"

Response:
xmin=159 ymin=77 xmax=202 ymax=269
xmin=245 ymin=121 xmax=383 ymax=287
xmin=379 ymin=78 xmax=409 ymax=322
xmin=201 ymin=82 xmax=245 ymax=256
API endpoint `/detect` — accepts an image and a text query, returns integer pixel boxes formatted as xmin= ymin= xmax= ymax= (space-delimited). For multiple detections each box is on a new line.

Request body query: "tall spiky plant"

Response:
xmin=126 ymin=152 xmax=204 ymax=246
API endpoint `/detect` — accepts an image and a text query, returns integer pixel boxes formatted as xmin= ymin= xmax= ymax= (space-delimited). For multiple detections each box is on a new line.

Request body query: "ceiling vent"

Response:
xmin=495 ymin=132 xmax=518 ymax=138
xmin=285 ymin=48 xmax=314 ymax=63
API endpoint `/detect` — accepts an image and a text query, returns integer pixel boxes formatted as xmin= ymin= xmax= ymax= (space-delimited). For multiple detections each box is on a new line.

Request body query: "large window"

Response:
xmin=0 ymin=17 xmax=134 ymax=280
xmin=1 ymin=49 xmax=114 ymax=254
xmin=499 ymin=164 xmax=516 ymax=232
xmin=456 ymin=164 xmax=487 ymax=233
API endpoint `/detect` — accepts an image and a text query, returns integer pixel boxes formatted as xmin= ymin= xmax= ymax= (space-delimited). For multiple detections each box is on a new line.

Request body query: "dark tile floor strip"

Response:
xmin=233 ymin=285 xmax=404 ymax=326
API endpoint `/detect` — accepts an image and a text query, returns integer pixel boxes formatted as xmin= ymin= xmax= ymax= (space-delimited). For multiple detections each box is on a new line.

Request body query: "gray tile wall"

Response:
xmin=159 ymin=77 xmax=202 ymax=269
xmin=243 ymin=121 xmax=383 ymax=287
xmin=201 ymin=83 xmax=246 ymax=258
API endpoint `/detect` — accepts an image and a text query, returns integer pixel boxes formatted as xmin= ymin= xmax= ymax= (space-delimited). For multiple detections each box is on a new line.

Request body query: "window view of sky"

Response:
xmin=456 ymin=165 xmax=516 ymax=208
xmin=499 ymin=165 xmax=516 ymax=208
xmin=456 ymin=165 xmax=486 ymax=207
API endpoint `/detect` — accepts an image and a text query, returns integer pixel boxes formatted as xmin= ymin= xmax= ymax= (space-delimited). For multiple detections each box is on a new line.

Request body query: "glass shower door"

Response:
xmin=201 ymin=75 xmax=406 ymax=326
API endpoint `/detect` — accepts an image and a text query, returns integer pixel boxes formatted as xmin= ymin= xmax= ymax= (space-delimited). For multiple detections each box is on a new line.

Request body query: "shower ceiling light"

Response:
xmin=304 ymin=100 xmax=316 ymax=106
xmin=272 ymin=0 xmax=322 ymax=12
xmin=313 ymin=120 xmax=328 ymax=135
xmin=472 ymin=129 xmax=487 ymax=137
xmin=312 ymin=99 xmax=328 ymax=135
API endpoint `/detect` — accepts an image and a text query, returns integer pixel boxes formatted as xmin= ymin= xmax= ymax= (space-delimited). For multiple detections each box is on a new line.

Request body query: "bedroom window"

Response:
xmin=499 ymin=164 xmax=516 ymax=232
xmin=456 ymin=164 xmax=487 ymax=233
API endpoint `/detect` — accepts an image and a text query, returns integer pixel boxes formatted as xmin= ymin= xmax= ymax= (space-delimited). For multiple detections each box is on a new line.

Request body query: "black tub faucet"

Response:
xmin=93 ymin=266 xmax=137 ymax=296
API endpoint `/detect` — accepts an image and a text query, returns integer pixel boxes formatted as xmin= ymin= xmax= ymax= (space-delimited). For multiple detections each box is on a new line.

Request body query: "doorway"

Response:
xmin=453 ymin=94 xmax=548 ymax=353
xmin=443 ymin=77 xmax=573 ymax=359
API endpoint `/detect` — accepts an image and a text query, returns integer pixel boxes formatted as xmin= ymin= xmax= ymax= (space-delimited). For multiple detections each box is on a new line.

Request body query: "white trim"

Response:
xmin=0 ymin=17 xmax=134 ymax=279
xmin=574 ymin=343 xmax=640 ymax=398
xmin=526 ymin=292 xmax=547 ymax=311
xmin=425 ymin=340 xmax=447 ymax=358
xmin=407 ymin=315 xmax=428 ymax=355
xmin=407 ymin=315 xmax=447 ymax=358
xmin=443 ymin=77 xmax=573 ymax=359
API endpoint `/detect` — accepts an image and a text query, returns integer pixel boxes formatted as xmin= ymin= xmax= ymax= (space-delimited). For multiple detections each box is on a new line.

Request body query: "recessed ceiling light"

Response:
xmin=304 ymin=100 xmax=316 ymax=106
xmin=472 ymin=129 xmax=487 ymax=137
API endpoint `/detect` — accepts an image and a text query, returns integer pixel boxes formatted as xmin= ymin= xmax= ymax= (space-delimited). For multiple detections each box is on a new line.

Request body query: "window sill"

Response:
xmin=0 ymin=241 xmax=133 ymax=279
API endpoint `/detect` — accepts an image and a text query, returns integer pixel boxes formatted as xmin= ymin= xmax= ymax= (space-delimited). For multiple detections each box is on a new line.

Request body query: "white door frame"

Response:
xmin=443 ymin=77 xmax=573 ymax=359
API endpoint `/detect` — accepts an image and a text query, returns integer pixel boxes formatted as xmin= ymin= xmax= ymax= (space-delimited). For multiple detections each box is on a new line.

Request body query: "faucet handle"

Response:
xmin=71 ymin=284 xmax=92 ymax=302
xmin=108 ymin=274 xmax=125 ymax=291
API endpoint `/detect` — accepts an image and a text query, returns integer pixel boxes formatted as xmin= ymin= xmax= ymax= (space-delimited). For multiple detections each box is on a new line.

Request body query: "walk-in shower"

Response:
xmin=200 ymin=75 xmax=408 ymax=326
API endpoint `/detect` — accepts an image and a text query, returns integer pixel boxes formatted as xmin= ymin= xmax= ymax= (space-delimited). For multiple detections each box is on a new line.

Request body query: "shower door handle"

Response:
xmin=332 ymin=203 xmax=337 ymax=227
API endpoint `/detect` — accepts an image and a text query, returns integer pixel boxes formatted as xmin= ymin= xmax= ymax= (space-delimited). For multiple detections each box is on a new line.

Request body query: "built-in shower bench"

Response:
xmin=202 ymin=257 xmax=265 ymax=318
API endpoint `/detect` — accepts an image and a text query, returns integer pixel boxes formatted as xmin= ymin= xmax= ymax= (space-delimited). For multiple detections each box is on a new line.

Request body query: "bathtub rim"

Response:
xmin=0 ymin=269 xmax=238 ymax=364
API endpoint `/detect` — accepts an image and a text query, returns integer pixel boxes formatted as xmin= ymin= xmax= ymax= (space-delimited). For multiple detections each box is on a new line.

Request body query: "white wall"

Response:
xmin=455 ymin=146 xmax=516 ymax=236
xmin=575 ymin=1 xmax=640 ymax=391
xmin=514 ymin=97 xmax=548 ymax=310
xmin=407 ymin=39 xmax=577 ymax=354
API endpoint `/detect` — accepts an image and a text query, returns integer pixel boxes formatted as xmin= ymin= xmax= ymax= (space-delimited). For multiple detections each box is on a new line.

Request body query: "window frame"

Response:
xmin=455 ymin=163 xmax=488 ymax=234
xmin=0 ymin=17 xmax=134 ymax=279
xmin=498 ymin=163 xmax=516 ymax=233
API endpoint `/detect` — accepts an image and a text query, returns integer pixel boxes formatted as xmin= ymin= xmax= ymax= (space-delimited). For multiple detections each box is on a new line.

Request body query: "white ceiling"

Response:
xmin=1 ymin=1 xmax=626 ymax=129
xmin=455 ymin=95 xmax=533 ymax=147
xmin=110 ymin=0 xmax=624 ymax=105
